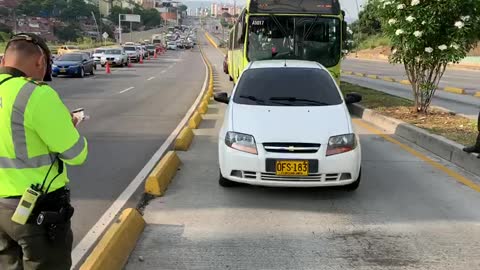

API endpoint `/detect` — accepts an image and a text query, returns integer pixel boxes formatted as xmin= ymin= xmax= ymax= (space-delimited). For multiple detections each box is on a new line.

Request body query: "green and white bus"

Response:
xmin=227 ymin=0 xmax=347 ymax=83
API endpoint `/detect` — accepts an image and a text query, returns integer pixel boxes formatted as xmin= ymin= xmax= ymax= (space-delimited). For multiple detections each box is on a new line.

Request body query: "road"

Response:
xmin=48 ymin=48 xmax=205 ymax=248
xmin=343 ymin=58 xmax=480 ymax=95
xmin=125 ymin=33 xmax=480 ymax=270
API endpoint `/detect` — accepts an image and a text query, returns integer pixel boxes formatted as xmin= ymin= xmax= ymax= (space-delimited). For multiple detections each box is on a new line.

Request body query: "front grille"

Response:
xmin=263 ymin=143 xmax=321 ymax=153
xmin=107 ymin=57 xmax=115 ymax=60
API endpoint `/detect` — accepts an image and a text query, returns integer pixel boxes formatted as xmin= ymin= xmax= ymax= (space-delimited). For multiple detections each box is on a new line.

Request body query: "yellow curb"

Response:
xmin=188 ymin=111 xmax=202 ymax=129
xmin=79 ymin=208 xmax=145 ymax=270
xmin=145 ymin=151 xmax=181 ymax=196
xmin=198 ymin=101 xmax=209 ymax=114
xmin=367 ymin=74 xmax=379 ymax=79
xmin=202 ymin=96 xmax=211 ymax=104
xmin=381 ymin=76 xmax=395 ymax=82
xmin=444 ymin=86 xmax=465 ymax=94
xmin=343 ymin=71 xmax=353 ymax=75
xmin=174 ymin=127 xmax=194 ymax=151
xmin=399 ymin=80 xmax=411 ymax=85
xmin=205 ymin=33 xmax=218 ymax=48
xmin=475 ymin=92 xmax=480 ymax=97
xmin=354 ymin=72 xmax=365 ymax=77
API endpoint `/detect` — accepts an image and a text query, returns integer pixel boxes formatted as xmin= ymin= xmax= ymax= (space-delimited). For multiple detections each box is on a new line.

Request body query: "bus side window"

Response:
xmin=236 ymin=10 xmax=247 ymax=48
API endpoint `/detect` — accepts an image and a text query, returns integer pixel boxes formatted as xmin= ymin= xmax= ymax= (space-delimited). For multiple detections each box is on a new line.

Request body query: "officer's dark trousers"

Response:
xmin=0 ymin=207 xmax=73 ymax=270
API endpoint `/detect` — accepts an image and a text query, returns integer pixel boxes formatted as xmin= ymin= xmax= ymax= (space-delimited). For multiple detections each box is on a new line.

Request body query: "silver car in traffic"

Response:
xmin=100 ymin=48 xmax=129 ymax=67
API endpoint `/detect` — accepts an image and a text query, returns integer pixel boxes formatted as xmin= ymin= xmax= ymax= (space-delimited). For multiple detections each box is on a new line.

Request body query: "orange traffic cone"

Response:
xmin=154 ymin=50 xmax=157 ymax=59
xmin=105 ymin=62 xmax=111 ymax=74
xmin=128 ymin=59 xmax=132 ymax=68
xmin=147 ymin=53 xmax=150 ymax=60
xmin=139 ymin=54 xmax=143 ymax=64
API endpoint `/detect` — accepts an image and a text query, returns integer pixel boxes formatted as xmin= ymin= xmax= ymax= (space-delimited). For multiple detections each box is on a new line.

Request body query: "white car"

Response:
xmin=100 ymin=48 xmax=128 ymax=67
xmin=92 ymin=48 xmax=106 ymax=64
xmin=167 ymin=42 xmax=177 ymax=50
xmin=215 ymin=60 xmax=363 ymax=190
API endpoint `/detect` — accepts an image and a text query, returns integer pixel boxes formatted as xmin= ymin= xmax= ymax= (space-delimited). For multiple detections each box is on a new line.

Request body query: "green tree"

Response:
xmin=54 ymin=23 xmax=81 ymax=41
xmin=373 ymin=0 xmax=480 ymax=113
xmin=142 ymin=9 xmax=162 ymax=29
xmin=178 ymin=5 xmax=188 ymax=12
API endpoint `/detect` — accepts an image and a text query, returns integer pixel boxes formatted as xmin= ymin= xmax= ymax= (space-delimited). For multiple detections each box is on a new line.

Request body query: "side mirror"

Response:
xmin=342 ymin=21 xmax=348 ymax=42
xmin=214 ymin=92 xmax=229 ymax=104
xmin=345 ymin=93 xmax=362 ymax=104
xmin=82 ymin=59 xmax=87 ymax=62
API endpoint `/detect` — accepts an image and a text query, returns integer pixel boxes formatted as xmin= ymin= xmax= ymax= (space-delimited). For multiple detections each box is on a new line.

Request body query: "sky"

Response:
xmin=182 ymin=0 xmax=367 ymax=22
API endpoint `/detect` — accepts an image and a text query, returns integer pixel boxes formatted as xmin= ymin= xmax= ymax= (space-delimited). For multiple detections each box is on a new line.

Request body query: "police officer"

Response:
xmin=463 ymin=111 xmax=480 ymax=158
xmin=0 ymin=33 xmax=88 ymax=269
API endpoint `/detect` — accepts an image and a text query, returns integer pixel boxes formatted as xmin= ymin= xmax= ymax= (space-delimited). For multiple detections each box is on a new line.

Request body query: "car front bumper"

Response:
xmin=52 ymin=66 xmax=82 ymax=76
xmin=218 ymin=140 xmax=362 ymax=187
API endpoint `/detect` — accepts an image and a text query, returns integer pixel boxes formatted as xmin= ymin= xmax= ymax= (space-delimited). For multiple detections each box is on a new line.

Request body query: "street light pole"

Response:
xmin=118 ymin=14 xmax=122 ymax=44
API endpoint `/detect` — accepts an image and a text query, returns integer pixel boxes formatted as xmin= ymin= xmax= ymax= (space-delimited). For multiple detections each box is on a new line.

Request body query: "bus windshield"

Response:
xmin=247 ymin=16 xmax=341 ymax=68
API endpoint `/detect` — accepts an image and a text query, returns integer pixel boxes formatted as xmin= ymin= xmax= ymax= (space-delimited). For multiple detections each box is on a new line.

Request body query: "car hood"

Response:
xmin=231 ymin=104 xmax=351 ymax=143
xmin=125 ymin=51 xmax=137 ymax=54
xmin=93 ymin=53 xmax=104 ymax=57
xmin=53 ymin=60 xmax=81 ymax=66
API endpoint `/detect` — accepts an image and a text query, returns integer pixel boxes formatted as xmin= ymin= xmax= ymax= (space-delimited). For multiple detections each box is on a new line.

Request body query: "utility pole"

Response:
xmin=354 ymin=0 xmax=361 ymax=58
xmin=91 ymin=11 xmax=101 ymax=41
xmin=118 ymin=14 xmax=122 ymax=44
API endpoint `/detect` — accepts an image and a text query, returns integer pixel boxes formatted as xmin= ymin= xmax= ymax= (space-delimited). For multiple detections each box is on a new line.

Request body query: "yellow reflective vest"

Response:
xmin=0 ymin=70 xmax=88 ymax=197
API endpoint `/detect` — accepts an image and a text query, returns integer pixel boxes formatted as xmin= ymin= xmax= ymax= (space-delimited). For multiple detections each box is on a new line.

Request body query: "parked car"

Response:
xmin=93 ymin=48 xmax=106 ymax=64
xmin=100 ymin=48 xmax=128 ymax=67
xmin=214 ymin=60 xmax=363 ymax=190
xmin=123 ymin=46 xmax=139 ymax=62
xmin=167 ymin=41 xmax=177 ymax=50
xmin=176 ymin=40 xmax=184 ymax=49
xmin=140 ymin=45 xmax=149 ymax=58
xmin=57 ymin=45 xmax=81 ymax=56
xmin=52 ymin=53 xmax=95 ymax=78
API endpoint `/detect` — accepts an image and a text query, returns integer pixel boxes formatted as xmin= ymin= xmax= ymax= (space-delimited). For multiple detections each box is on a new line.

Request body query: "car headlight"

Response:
xmin=225 ymin=132 xmax=257 ymax=155
xmin=326 ymin=134 xmax=357 ymax=156
xmin=115 ymin=57 xmax=120 ymax=60
xmin=52 ymin=64 xmax=57 ymax=68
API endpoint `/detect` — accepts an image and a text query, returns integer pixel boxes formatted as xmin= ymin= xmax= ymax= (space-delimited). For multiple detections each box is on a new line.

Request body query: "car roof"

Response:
xmin=248 ymin=60 xmax=326 ymax=71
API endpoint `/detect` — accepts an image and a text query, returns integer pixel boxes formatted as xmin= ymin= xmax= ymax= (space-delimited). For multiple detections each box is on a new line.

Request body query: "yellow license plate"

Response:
xmin=60 ymin=68 xmax=66 ymax=72
xmin=275 ymin=160 xmax=309 ymax=176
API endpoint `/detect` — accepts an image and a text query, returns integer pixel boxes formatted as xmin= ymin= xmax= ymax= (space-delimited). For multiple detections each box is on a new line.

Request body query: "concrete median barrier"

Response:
xmin=444 ymin=86 xmax=466 ymax=95
xmin=343 ymin=71 xmax=353 ymax=75
xmin=80 ymin=208 xmax=145 ymax=270
xmin=349 ymin=104 xmax=480 ymax=177
xmin=198 ymin=101 xmax=209 ymax=114
xmin=381 ymin=76 xmax=395 ymax=82
xmin=399 ymin=79 xmax=411 ymax=85
xmin=188 ymin=111 xmax=203 ymax=129
xmin=174 ymin=127 xmax=195 ymax=151
xmin=367 ymin=74 xmax=379 ymax=79
xmin=475 ymin=92 xmax=480 ymax=97
xmin=145 ymin=151 xmax=181 ymax=196
xmin=354 ymin=72 xmax=365 ymax=77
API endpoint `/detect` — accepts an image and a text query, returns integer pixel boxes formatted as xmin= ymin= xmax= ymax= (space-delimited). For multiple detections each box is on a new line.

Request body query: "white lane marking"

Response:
xmin=119 ymin=87 xmax=135 ymax=94
xmin=71 ymin=48 xmax=210 ymax=268
xmin=147 ymin=76 xmax=155 ymax=81
xmin=160 ymin=70 xmax=167 ymax=74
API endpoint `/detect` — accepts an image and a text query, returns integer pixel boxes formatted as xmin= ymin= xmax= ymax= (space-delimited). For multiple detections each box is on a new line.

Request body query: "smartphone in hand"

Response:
xmin=71 ymin=108 xmax=89 ymax=126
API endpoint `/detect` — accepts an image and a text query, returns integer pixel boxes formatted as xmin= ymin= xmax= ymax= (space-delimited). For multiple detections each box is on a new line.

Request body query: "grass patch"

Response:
xmin=357 ymin=34 xmax=391 ymax=50
xmin=341 ymin=82 xmax=478 ymax=146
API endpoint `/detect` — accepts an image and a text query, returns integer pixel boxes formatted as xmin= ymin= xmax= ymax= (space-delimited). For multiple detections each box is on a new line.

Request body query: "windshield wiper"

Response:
xmin=269 ymin=97 xmax=332 ymax=106
xmin=239 ymin=95 xmax=265 ymax=104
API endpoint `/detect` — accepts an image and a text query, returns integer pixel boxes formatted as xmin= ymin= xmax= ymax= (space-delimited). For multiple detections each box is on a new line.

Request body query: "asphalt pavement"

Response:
xmin=343 ymin=58 xmax=480 ymax=94
xmin=48 ymin=48 xmax=205 ymax=248
xmin=125 ymin=34 xmax=480 ymax=270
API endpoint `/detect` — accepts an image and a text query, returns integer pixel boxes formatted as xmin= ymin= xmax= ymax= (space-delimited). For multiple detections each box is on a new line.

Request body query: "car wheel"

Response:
xmin=52 ymin=74 xmax=58 ymax=77
xmin=344 ymin=169 xmax=361 ymax=191
xmin=219 ymin=171 xmax=240 ymax=187
xmin=79 ymin=68 xmax=85 ymax=78
xmin=101 ymin=64 xmax=105 ymax=68
xmin=90 ymin=66 xmax=95 ymax=75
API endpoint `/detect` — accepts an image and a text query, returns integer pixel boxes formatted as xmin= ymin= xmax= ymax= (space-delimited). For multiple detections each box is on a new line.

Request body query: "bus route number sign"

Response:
xmin=251 ymin=20 xmax=265 ymax=26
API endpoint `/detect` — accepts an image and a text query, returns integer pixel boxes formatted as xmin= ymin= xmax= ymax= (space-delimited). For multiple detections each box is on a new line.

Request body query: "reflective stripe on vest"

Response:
xmin=0 ymin=82 xmax=85 ymax=169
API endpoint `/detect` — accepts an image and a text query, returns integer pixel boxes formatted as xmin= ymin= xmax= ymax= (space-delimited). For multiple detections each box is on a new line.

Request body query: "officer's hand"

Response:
xmin=71 ymin=113 xmax=80 ymax=127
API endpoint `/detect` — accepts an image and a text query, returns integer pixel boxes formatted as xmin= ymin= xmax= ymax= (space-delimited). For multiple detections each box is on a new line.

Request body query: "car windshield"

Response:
xmin=233 ymin=67 xmax=342 ymax=106
xmin=168 ymin=42 xmax=175 ymax=45
xmin=94 ymin=49 xmax=105 ymax=54
xmin=57 ymin=54 xmax=82 ymax=61
xmin=105 ymin=49 xmax=122 ymax=54
xmin=124 ymin=46 xmax=136 ymax=51
xmin=247 ymin=16 xmax=341 ymax=68
xmin=147 ymin=45 xmax=155 ymax=49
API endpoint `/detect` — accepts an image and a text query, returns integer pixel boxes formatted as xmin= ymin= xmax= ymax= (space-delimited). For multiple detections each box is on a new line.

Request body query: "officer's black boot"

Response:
xmin=463 ymin=112 xmax=480 ymax=157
